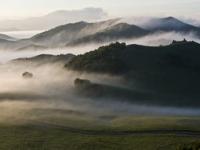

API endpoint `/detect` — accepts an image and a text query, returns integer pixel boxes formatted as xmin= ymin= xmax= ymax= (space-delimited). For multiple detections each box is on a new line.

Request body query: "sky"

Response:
xmin=0 ymin=0 xmax=199 ymax=19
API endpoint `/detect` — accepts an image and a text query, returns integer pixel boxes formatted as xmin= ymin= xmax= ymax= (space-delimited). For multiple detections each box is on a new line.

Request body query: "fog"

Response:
xmin=0 ymin=44 xmax=100 ymax=63
xmin=0 ymin=62 xmax=127 ymax=121
xmin=0 ymin=58 xmax=200 ymax=125
xmin=1 ymin=31 xmax=200 ymax=63
xmin=0 ymin=28 xmax=200 ymax=124
xmin=1 ymin=30 xmax=44 ymax=39
xmin=124 ymin=31 xmax=200 ymax=46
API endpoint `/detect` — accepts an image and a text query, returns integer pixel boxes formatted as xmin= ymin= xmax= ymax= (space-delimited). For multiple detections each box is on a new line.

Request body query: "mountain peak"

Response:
xmin=161 ymin=17 xmax=183 ymax=24
xmin=143 ymin=16 xmax=197 ymax=32
xmin=164 ymin=16 xmax=177 ymax=20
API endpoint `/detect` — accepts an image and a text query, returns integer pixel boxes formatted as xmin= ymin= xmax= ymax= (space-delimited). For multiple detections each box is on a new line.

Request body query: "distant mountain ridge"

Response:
xmin=0 ymin=17 xmax=200 ymax=50
xmin=31 ymin=19 xmax=127 ymax=47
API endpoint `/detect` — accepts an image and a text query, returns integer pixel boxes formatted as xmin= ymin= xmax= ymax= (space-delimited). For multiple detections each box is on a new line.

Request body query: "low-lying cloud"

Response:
xmin=0 ymin=31 xmax=200 ymax=63
xmin=0 ymin=59 xmax=200 ymax=125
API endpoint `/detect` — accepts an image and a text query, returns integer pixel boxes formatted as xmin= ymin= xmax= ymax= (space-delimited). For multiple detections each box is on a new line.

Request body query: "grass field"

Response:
xmin=0 ymin=108 xmax=200 ymax=150
xmin=0 ymin=124 xmax=200 ymax=150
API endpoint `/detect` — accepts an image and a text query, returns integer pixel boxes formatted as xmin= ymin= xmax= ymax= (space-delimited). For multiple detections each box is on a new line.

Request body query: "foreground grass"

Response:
xmin=0 ymin=125 xmax=200 ymax=150
xmin=111 ymin=116 xmax=200 ymax=131
xmin=0 ymin=109 xmax=200 ymax=150
xmin=0 ymin=124 xmax=200 ymax=150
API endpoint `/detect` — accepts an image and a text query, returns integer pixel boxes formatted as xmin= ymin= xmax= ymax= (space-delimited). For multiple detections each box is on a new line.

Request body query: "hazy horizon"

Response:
xmin=0 ymin=0 xmax=199 ymax=20
xmin=0 ymin=0 xmax=199 ymax=33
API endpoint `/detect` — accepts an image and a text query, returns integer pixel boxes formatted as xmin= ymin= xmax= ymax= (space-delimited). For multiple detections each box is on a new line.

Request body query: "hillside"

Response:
xmin=67 ymin=23 xmax=149 ymax=46
xmin=66 ymin=41 xmax=200 ymax=103
xmin=31 ymin=19 xmax=149 ymax=47
xmin=31 ymin=19 xmax=119 ymax=47
xmin=66 ymin=41 xmax=200 ymax=74
xmin=0 ymin=19 xmax=120 ymax=50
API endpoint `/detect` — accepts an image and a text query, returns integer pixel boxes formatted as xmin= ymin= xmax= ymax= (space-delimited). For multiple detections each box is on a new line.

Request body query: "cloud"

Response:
xmin=0 ymin=7 xmax=108 ymax=31
xmin=0 ymin=61 xmax=200 ymax=123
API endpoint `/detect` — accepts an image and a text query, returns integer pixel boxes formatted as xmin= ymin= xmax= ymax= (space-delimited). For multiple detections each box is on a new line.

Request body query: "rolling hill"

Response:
xmin=66 ymin=41 xmax=200 ymax=106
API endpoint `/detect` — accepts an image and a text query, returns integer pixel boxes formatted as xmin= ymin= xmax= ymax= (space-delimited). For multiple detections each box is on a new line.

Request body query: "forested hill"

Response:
xmin=66 ymin=41 xmax=200 ymax=95
xmin=66 ymin=41 xmax=200 ymax=74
